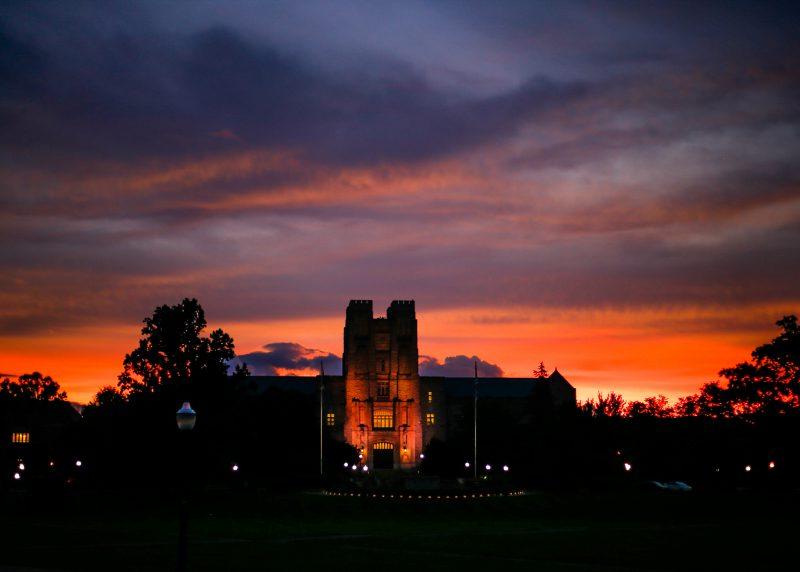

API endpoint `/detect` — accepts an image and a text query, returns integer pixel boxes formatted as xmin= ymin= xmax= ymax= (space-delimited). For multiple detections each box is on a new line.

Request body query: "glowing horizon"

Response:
xmin=1 ymin=301 xmax=792 ymax=405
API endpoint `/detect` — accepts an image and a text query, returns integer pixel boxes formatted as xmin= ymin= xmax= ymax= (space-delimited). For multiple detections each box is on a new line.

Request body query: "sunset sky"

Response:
xmin=1 ymin=1 xmax=799 ymax=404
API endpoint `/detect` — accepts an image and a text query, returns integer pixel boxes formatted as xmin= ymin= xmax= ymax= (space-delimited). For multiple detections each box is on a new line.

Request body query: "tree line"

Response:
xmin=2 ymin=299 xmax=798 ymax=490
xmin=577 ymin=315 xmax=800 ymax=419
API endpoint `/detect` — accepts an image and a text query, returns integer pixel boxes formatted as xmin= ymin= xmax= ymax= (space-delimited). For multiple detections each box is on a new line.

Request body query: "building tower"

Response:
xmin=343 ymin=300 xmax=422 ymax=470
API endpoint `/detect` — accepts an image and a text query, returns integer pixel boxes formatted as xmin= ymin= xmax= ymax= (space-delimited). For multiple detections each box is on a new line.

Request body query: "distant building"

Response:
xmin=247 ymin=300 xmax=577 ymax=470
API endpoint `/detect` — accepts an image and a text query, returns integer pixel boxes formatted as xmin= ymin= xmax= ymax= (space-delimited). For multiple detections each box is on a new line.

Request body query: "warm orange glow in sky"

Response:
xmin=1 ymin=303 xmax=790 ymax=404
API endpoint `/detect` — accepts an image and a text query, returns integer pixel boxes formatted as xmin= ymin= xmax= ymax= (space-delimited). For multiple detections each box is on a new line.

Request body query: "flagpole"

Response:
xmin=473 ymin=360 xmax=478 ymax=481
xmin=320 ymin=360 xmax=325 ymax=479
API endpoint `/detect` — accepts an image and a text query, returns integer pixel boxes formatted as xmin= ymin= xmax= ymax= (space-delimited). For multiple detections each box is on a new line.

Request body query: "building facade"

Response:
xmin=342 ymin=300 xmax=423 ymax=470
xmin=249 ymin=299 xmax=577 ymax=471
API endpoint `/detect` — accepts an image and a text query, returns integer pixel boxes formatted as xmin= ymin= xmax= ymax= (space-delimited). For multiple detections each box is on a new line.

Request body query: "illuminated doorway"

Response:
xmin=372 ymin=442 xmax=394 ymax=469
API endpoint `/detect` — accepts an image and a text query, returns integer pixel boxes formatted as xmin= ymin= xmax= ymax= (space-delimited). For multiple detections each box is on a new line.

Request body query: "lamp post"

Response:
xmin=175 ymin=402 xmax=196 ymax=572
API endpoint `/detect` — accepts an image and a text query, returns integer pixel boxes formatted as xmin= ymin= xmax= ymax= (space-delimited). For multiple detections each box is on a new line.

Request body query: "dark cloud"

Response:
xmin=0 ymin=1 xmax=798 ymax=342
xmin=419 ymin=355 xmax=503 ymax=378
xmin=0 ymin=12 xmax=586 ymax=170
xmin=232 ymin=342 xmax=342 ymax=376
xmin=231 ymin=343 xmax=504 ymax=379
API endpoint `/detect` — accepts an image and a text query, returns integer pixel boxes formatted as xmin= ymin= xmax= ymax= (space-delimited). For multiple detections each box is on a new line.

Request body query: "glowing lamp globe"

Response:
xmin=176 ymin=402 xmax=197 ymax=431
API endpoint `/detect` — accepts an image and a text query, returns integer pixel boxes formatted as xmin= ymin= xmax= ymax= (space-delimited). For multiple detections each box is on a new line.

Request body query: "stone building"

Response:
xmin=249 ymin=299 xmax=576 ymax=470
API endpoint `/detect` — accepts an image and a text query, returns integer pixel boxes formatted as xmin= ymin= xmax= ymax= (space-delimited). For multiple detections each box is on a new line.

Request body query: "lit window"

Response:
xmin=426 ymin=413 xmax=435 ymax=425
xmin=427 ymin=391 xmax=433 ymax=404
xmin=326 ymin=412 xmax=335 ymax=427
xmin=11 ymin=432 xmax=30 ymax=444
xmin=373 ymin=442 xmax=394 ymax=450
xmin=373 ymin=410 xmax=394 ymax=429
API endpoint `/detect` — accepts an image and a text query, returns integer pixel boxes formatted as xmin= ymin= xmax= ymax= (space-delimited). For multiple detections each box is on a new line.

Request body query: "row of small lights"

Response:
xmin=14 ymin=459 xmax=82 ymax=480
xmin=13 ymin=457 xmax=778 ymax=480
xmin=14 ymin=459 xmax=242 ymax=481
xmin=323 ymin=490 xmax=525 ymax=500
xmin=465 ymin=462 xmax=510 ymax=472
xmin=621 ymin=461 xmax=777 ymax=473
xmin=344 ymin=461 xmax=511 ymax=472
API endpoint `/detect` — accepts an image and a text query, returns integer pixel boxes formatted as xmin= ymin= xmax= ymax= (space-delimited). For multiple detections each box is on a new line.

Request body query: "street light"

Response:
xmin=175 ymin=402 xmax=196 ymax=572
xmin=176 ymin=402 xmax=197 ymax=431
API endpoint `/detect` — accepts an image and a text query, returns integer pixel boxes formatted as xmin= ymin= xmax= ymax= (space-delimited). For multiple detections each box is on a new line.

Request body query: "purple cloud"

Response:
xmin=419 ymin=355 xmax=503 ymax=378
xmin=232 ymin=342 xmax=342 ymax=376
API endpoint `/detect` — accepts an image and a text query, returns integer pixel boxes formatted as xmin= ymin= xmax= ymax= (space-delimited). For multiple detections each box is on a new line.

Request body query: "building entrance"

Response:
xmin=372 ymin=442 xmax=394 ymax=469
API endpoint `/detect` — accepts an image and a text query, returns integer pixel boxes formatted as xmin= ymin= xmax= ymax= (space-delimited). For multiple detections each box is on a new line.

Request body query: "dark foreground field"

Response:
xmin=0 ymin=488 xmax=796 ymax=571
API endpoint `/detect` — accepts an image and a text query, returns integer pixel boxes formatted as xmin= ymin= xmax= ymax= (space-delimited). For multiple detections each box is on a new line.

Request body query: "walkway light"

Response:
xmin=75 ymin=460 xmax=82 ymax=467
xmin=503 ymin=465 xmax=509 ymax=472
xmin=18 ymin=463 xmax=25 ymax=471
xmin=176 ymin=402 xmax=197 ymax=431
xmin=232 ymin=464 xmax=239 ymax=472
xmin=344 ymin=462 xmax=349 ymax=468
xmin=623 ymin=462 xmax=632 ymax=472
xmin=485 ymin=464 xmax=491 ymax=471
xmin=362 ymin=465 xmax=368 ymax=472
xmin=768 ymin=461 xmax=776 ymax=469
xmin=420 ymin=454 xmax=425 ymax=459
xmin=13 ymin=472 xmax=21 ymax=480
xmin=745 ymin=465 xmax=751 ymax=472
xmin=351 ymin=465 xmax=357 ymax=471
xmin=464 ymin=462 xmax=470 ymax=468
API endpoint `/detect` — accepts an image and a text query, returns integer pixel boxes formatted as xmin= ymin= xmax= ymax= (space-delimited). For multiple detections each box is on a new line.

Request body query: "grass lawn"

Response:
xmin=0 ymin=488 xmax=795 ymax=571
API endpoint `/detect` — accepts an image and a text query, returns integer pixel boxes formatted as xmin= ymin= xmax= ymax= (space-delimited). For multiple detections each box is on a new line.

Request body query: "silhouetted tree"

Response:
xmin=533 ymin=361 xmax=549 ymax=379
xmin=676 ymin=316 xmax=800 ymax=418
xmin=580 ymin=392 xmax=626 ymax=418
xmin=0 ymin=371 xmax=67 ymax=401
xmin=118 ymin=298 xmax=235 ymax=398
xmin=626 ymin=395 xmax=673 ymax=418
xmin=88 ymin=385 xmax=126 ymax=409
